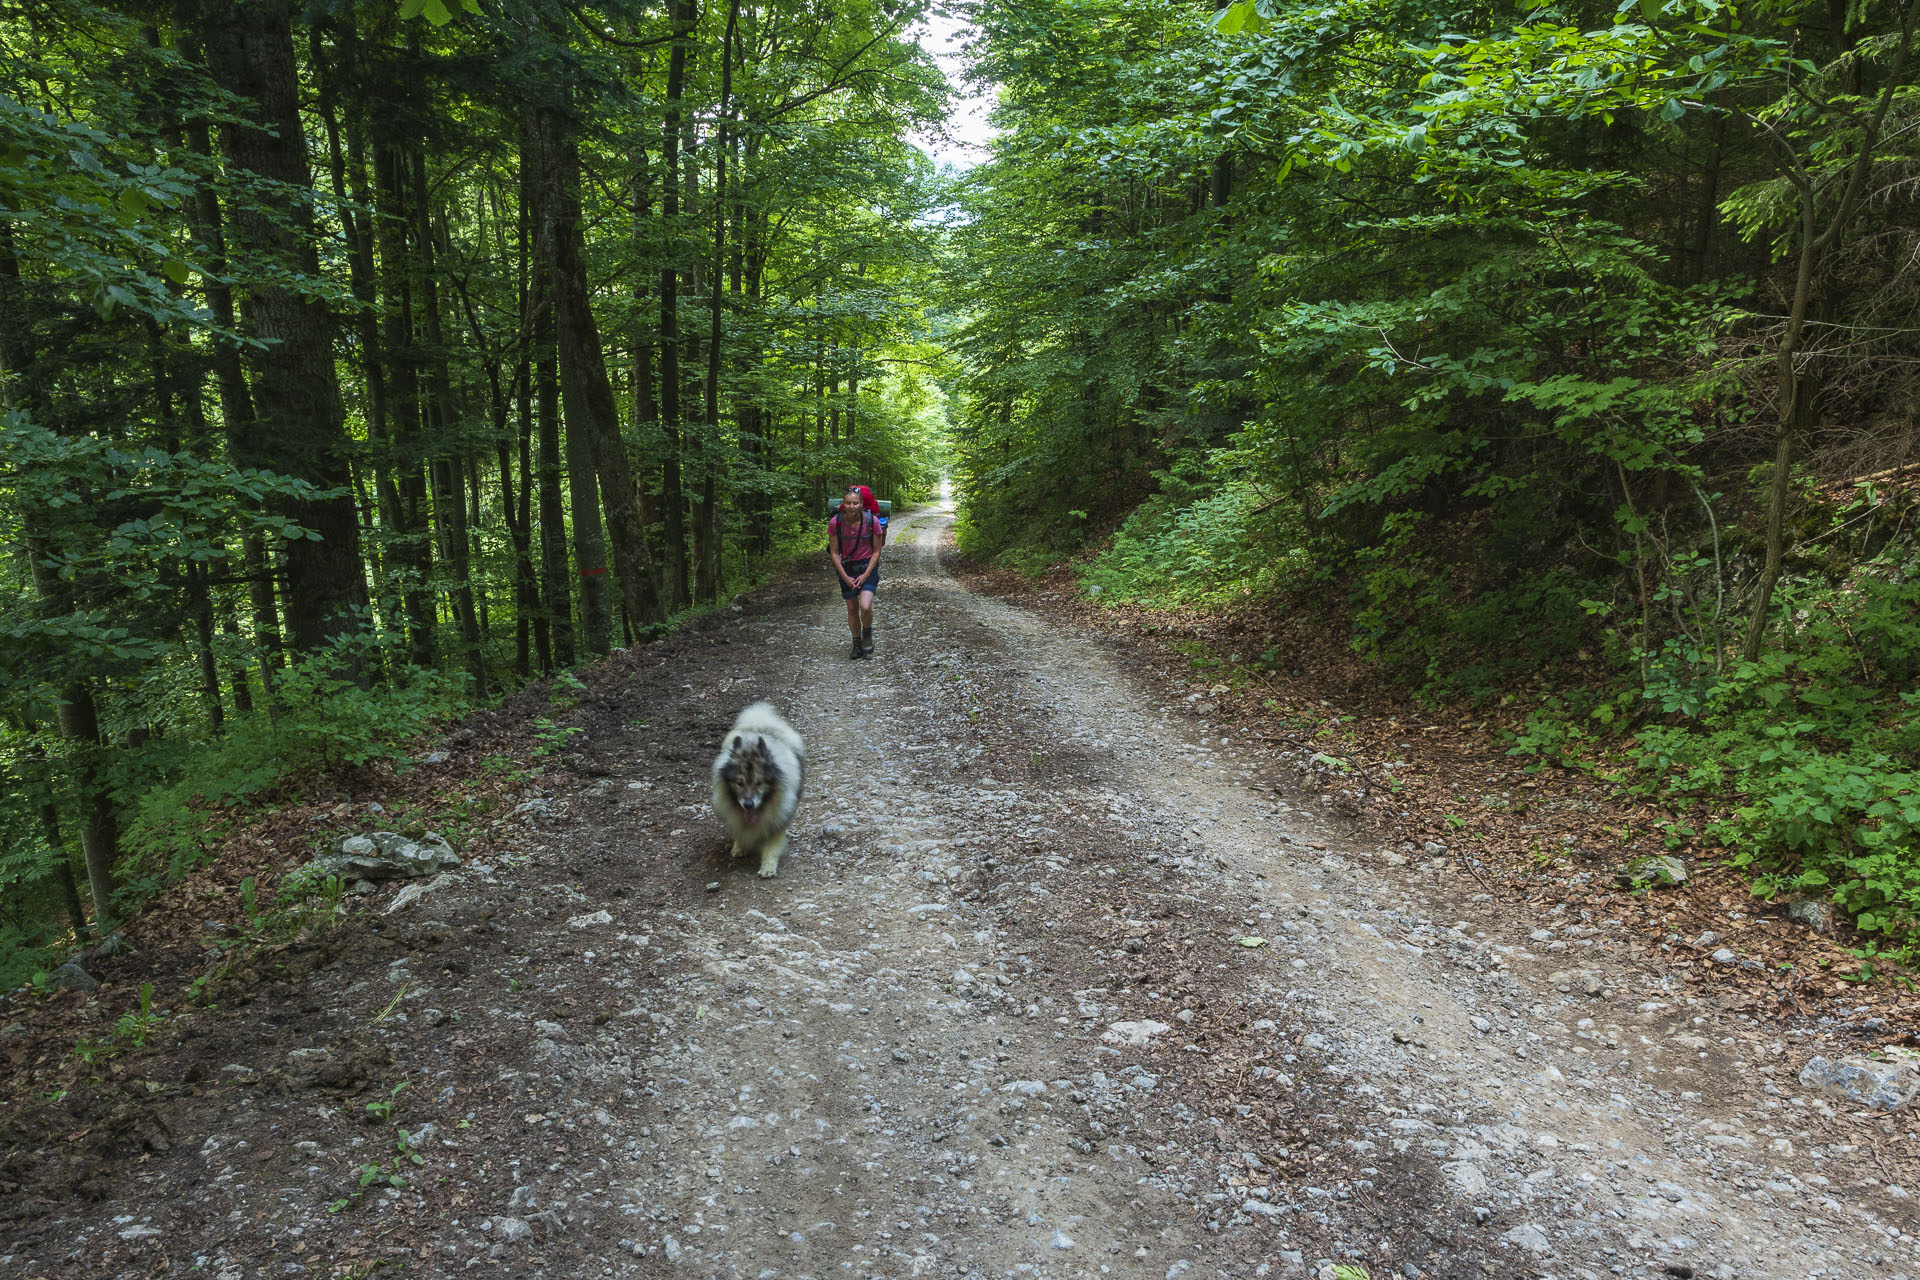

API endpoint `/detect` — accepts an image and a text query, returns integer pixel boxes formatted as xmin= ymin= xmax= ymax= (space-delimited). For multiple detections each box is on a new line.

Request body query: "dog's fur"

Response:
xmin=710 ymin=701 xmax=807 ymax=878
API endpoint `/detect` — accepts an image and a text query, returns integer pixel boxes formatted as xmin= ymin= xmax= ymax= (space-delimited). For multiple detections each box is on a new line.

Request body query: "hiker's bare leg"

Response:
xmin=845 ymin=596 xmax=861 ymax=640
xmin=858 ymin=590 xmax=875 ymax=634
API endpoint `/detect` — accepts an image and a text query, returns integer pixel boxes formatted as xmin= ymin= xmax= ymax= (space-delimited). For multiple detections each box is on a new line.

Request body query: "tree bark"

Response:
xmin=630 ymin=153 xmax=673 ymax=614
xmin=374 ymin=136 xmax=436 ymax=668
xmin=657 ymin=0 xmax=697 ymax=612
xmin=412 ymin=157 xmax=487 ymax=693
xmin=174 ymin=24 xmax=282 ymax=693
xmin=534 ymin=105 xmax=663 ymax=635
xmin=196 ymin=0 xmax=368 ymax=661
xmin=522 ymin=111 xmax=575 ymax=668
xmin=693 ymin=0 xmax=740 ymax=602
xmin=314 ymin=23 xmax=400 ymax=643
xmin=1741 ymin=0 xmax=1920 ymax=660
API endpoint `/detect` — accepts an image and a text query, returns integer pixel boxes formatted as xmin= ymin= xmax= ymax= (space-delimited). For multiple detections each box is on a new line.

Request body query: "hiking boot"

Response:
xmin=850 ymin=639 xmax=865 ymax=660
xmin=862 ymin=625 xmax=874 ymax=649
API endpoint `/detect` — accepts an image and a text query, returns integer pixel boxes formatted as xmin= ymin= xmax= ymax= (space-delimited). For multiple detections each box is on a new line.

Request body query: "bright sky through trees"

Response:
xmin=911 ymin=6 xmax=995 ymax=168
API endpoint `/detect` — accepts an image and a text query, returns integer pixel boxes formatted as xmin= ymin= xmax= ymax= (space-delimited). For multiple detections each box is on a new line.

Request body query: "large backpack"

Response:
xmin=828 ymin=508 xmax=884 ymax=561
xmin=827 ymin=498 xmax=891 ymax=557
xmin=825 ymin=498 xmax=891 ymax=521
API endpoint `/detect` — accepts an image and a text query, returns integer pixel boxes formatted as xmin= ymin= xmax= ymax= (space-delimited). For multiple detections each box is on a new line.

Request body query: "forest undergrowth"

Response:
xmin=0 ymin=516 xmax=835 ymax=992
xmin=958 ymin=472 xmax=1920 ymax=991
xmin=944 ymin=0 xmax=1920 ymax=981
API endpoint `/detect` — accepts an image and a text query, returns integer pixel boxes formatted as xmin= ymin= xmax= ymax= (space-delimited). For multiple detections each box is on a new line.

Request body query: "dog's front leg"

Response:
xmin=757 ymin=831 xmax=789 ymax=878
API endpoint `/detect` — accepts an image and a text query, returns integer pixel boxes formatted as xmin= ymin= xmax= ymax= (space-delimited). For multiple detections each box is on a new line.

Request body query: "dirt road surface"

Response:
xmin=5 ymin=506 xmax=1915 ymax=1280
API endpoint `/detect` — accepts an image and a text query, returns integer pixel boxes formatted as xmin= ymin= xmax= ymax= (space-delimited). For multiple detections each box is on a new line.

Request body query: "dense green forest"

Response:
xmin=7 ymin=0 xmax=1920 ymax=982
xmin=948 ymin=0 xmax=1920 ymax=958
xmin=0 ymin=0 xmax=949 ymax=977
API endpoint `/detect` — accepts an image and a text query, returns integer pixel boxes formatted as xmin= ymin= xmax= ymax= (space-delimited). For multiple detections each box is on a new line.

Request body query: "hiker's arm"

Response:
xmin=829 ymin=534 xmax=854 ymax=586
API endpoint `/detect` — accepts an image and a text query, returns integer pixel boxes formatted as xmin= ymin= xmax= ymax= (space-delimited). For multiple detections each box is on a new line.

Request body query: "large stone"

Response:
xmin=306 ymin=830 xmax=461 ymax=882
xmin=1445 ymin=1161 xmax=1490 ymax=1198
xmin=1786 ymin=897 xmax=1834 ymax=935
xmin=1103 ymin=1019 xmax=1171 ymax=1046
xmin=45 ymin=962 xmax=99 ymax=993
xmin=1618 ymin=854 xmax=1688 ymax=889
xmin=1501 ymin=1224 xmax=1552 ymax=1254
xmin=1798 ymin=1052 xmax=1919 ymax=1112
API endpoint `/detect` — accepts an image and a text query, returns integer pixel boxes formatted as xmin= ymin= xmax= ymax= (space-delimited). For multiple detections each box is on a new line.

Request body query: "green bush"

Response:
xmin=1082 ymin=481 xmax=1301 ymax=607
xmin=1349 ymin=512 xmax=1595 ymax=702
xmin=1509 ymin=565 xmax=1920 ymax=959
xmin=121 ymin=654 xmax=463 ymax=885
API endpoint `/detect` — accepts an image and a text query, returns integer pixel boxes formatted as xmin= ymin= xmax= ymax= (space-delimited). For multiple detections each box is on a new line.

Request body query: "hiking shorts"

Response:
xmin=839 ymin=559 xmax=879 ymax=600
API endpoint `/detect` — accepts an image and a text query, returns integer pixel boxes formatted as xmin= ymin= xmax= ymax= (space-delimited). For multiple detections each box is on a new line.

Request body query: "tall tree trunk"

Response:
xmin=523 ymin=113 xmax=575 ymax=668
xmin=36 ymin=791 xmax=90 ymax=941
xmin=413 ymin=159 xmax=487 ymax=693
xmin=657 ymin=0 xmax=696 ymax=612
xmin=695 ymin=0 xmax=740 ymax=604
xmin=534 ymin=105 xmax=663 ymax=636
xmin=691 ymin=0 xmax=741 ymax=606
xmin=537 ymin=302 xmax=573 ymax=668
xmin=514 ymin=334 xmax=541 ymax=677
xmin=513 ymin=163 xmax=551 ymax=673
xmin=1 ymin=227 xmax=117 ymax=931
xmin=630 ymin=154 xmax=672 ymax=614
xmin=174 ymin=26 xmax=282 ymax=693
xmin=518 ymin=117 xmax=617 ymax=661
xmin=375 ymin=137 xmax=436 ymax=668
xmin=197 ymin=0 xmax=368 ymax=661
xmin=565 ymin=405 xmax=613 ymax=655
xmin=314 ymin=25 xmax=398 ymax=555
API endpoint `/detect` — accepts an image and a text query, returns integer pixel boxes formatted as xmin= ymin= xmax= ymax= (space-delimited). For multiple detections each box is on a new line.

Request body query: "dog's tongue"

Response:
xmin=742 ymin=805 xmax=761 ymax=827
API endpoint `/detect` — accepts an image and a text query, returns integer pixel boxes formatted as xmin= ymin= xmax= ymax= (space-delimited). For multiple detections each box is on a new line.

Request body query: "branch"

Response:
xmin=1812 ymin=0 xmax=1920 ymax=253
xmin=561 ymin=2 xmax=676 ymax=50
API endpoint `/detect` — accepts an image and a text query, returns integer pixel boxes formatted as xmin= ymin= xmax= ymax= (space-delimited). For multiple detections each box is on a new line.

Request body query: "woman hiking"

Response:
xmin=829 ymin=484 xmax=885 ymax=658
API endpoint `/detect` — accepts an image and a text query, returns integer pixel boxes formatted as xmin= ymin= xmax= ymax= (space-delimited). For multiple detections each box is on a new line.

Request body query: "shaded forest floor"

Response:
xmin=0 ymin=507 xmax=1914 ymax=1280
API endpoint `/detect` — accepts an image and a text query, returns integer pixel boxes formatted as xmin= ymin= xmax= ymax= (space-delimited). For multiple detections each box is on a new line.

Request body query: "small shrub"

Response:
xmin=121 ymin=654 xmax=462 ymax=888
xmin=1082 ymin=480 xmax=1301 ymax=607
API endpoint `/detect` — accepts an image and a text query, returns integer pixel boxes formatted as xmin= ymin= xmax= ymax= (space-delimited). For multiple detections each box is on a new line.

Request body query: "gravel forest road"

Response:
xmin=14 ymin=504 xmax=1915 ymax=1280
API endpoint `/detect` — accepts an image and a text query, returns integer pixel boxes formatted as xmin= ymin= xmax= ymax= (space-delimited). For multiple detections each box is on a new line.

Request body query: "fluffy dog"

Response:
xmin=710 ymin=701 xmax=807 ymax=878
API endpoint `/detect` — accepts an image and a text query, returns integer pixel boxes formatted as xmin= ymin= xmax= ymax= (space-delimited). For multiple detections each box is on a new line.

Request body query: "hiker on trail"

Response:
xmin=829 ymin=484 xmax=884 ymax=659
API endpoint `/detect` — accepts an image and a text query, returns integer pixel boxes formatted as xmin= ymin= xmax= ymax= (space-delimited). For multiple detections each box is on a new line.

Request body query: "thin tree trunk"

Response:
xmin=414 ymin=158 xmax=487 ymax=693
xmin=523 ymin=112 xmax=575 ymax=668
xmin=657 ymin=0 xmax=696 ymax=612
xmin=173 ymin=30 xmax=282 ymax=692
xmin=1 ymin=227 xmax=115 ymax=931
xmin=375 ymin=137 xmax=436 ymax=667
xmin=630 ymin=153 xmax=672 ymax=614
xmin=694 ymin=0 xmax=740 ymax=603
xmin=38 ymin=798 xmax=90 ymax=940
xmin=320 ymin=29 xmax=401 ymax=645
xmin=189 ymin=562 xmax=225 ymax=731
xmin=1741 ymin=0 xmax=1920 ymax=659
xmin=222 ymin=608 xmax=255 ymax=715
xmin=514 ymin=160 xmax=551 ymax=673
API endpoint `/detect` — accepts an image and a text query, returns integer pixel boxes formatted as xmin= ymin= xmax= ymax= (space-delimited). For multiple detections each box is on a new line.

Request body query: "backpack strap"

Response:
xmin=831 ymin=511 xmax=873 ymax=561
